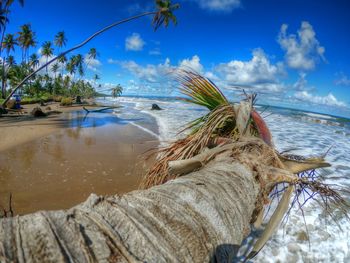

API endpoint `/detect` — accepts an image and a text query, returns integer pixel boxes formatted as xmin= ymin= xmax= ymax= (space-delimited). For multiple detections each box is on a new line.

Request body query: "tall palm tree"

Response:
xmin=0 ymin=0 xmax=24 ymax=58
xmin=2 ymin=0 xmax=180 ymax=108
xmin=1 ymin=33 xmax=17 ymax=98
xmin=112 ymin=84 xmax=123 ymax=98
xmin=51 ymin=63 xmax=59 ymax=78
xmin=65 ymin=59 xmax=76 ymax=79
xmin=2 ymin=33 xmax=17 ymax=55
xmin=17 ymin=24 xmax=36 ymax=63
xmin=85 ymin=47 xmax=98 ymax=73
xmin=58 ymin=54 xmax=67 ymax=76
xmin=93 ymin=73 xmax=99 ymax=82
xmin=29 ymin=53 xmax=39 ymax=69
xmin=54 ymin=31 xmax=67 ymax=51
xmin=41 ymin=41 xmax=53 ymax=73
xmin=87 ymin=47 xmax=98 ymax=60
xmin=6 ymin=55 xmax=15 ymax=66
xmin=73 ymin=54 xmax=84 ymax=78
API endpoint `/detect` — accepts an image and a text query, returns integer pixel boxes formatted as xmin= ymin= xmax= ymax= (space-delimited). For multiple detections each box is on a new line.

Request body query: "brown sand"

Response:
xmin=0 ymin=102 xmax=102 ymax=152
xmin=0 ymin=102 xmax=158 ymax=215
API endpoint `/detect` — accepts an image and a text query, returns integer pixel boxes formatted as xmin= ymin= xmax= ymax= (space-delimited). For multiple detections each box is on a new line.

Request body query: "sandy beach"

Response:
xmin=0 ymin=101 xmax=158 ymax=215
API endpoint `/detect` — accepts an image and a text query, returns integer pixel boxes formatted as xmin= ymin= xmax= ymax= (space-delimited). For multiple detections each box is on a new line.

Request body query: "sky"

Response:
xmin=7 ymin=0 xmax=350 ymax=117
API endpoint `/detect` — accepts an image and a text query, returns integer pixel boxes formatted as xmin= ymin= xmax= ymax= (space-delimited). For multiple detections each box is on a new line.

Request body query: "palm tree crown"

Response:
xmin=112 ymin=84 xmax=123 ymax=98
xmin=29 ymin=53 xmax=39 ymax=69
xmin=2 ymin=33 xmax=17 ymax=55
xmin=153 ymin=0 xmax=180 ymax=31
xmin=54 ymin=31 xmax=67 ymax=50
xmin=17 ymin=23 xmax=36 ymax=62
xmin=87 ymin=48 xmax=98 ymax=60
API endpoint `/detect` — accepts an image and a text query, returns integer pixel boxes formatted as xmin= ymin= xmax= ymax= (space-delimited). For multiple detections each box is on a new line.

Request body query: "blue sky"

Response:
xmin=7 ymin=0 xmax=350 ymax=117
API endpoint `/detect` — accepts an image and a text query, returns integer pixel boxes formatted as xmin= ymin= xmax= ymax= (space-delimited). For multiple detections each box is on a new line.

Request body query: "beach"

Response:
xmin=0 ymin=101 xmax=159 ymax=215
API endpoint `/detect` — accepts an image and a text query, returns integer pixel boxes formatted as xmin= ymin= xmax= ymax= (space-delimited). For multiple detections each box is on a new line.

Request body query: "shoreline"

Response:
xmin=0 ymin=101 xmax=159 ymax=215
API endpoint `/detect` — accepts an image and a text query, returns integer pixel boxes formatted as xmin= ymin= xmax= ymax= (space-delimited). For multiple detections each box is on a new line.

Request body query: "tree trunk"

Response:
xmin=0 ymin=150 xmax=261 ymax=262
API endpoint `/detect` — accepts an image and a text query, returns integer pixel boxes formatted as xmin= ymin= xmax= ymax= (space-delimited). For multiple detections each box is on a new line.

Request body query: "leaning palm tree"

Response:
xmin=41 ymin=41 xmax=53 ymax=73
xmin=2 ymin=0 xmax=180 ymax=108
xmin=0 ymin=71 xmax=348 ymax=262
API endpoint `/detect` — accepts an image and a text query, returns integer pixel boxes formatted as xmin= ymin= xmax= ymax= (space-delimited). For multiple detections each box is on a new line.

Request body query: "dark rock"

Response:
xmin=0 ymin=107 xmax=7 ymax=115
xmin=30 ymin=107 xmax=47 ymax=117
xmin=40 ymin=100 xmax=46 ymax=106
xmin=151 ymin=104 xmax=162 ymax=110
xmin=76 ymin=96 xmax=82 ymax=104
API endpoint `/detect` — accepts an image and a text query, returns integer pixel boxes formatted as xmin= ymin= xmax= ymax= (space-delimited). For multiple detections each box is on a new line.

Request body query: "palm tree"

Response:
xmin=2 ymin=0 xmax=180 ymax=108
xmin=54 ymin=31 xmax=67 ymax=51
xmin=17 ymin=24 xmax=36 ymax=63
xmin=112 ymin=84 xmax=123 ymax=98
xmin=1 ymin=33 xmax=17 ymax=98
xmin=65 ymin=59 xmax=76 ymax=79
xmin=0 ymin=0 xmax=24 ymax=58
xmin=41 ymin=41 xmax=53 ymax=73
xmin=73 ymin=54 xmax=84 ymax=78
xmin=93 ymin=73 xmax=99 ymax=82
xmin=6 ymin=55 xmax=15 ymax=66
xmin=84 ymin=47 xmax=98 ymax=73
xmin=51 ymin=63 xmax=59 ymax=78
xmin=152 ymin=0 xmax=179 ymax=30
xmin=29 ymin=53 xmax=39 ymax=69
xmin=58 ymin=55 xmax=67 ymax=75
xmin=2 ymin=33 xmax=17 ymax=55
xmin=87 ymin=47 xmax=98 ymax=60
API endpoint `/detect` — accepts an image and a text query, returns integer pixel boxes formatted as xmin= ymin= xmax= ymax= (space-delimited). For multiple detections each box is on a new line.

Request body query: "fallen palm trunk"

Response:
xmin=0 ymin=146 xmax=263 ymax=262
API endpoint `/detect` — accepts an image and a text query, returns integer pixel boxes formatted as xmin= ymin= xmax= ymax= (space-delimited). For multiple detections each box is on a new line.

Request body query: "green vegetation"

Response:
xmin=60 ymin=97 xmax=73 ymax=106
xmin=112 ymin=84 xmax=123 ymax=98
xmin=0 ymin=1 xmax=99 ymax=106
xmin=1 ymin=0 xmax=180 ymax=108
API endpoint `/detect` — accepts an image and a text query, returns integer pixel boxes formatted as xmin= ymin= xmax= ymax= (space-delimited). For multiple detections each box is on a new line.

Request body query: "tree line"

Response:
xmin=0 ymin=0 xmax=99 ymax=103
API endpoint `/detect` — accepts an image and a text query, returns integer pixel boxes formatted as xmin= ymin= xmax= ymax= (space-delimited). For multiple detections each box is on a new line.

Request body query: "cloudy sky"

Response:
xmin=8 ymin=0 xmax=350 ymax=117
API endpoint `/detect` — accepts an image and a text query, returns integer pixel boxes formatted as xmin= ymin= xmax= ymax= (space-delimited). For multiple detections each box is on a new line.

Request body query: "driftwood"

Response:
xmin=83 ymin=106 xmax=117 ymax=113
xmin=0 ymin=146 xmax=262 ymax=262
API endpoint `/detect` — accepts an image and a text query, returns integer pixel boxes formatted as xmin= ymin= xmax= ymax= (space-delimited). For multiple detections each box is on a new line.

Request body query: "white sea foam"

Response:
xmin=101 ymin=96 xmax=350 ymax=262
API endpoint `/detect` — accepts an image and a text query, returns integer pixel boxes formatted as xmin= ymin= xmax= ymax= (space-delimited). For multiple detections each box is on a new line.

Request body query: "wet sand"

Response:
xmin=0 ymin=105 xmax=158 ymax=215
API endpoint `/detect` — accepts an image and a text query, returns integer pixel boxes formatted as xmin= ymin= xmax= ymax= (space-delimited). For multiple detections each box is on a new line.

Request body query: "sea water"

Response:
xmin=98 ymin=96 xmax=350 ymax=262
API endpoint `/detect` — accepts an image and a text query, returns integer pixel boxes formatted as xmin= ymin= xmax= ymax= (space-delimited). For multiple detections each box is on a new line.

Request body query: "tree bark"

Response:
xmin=0 ymin=151 xmax=261 ymax=262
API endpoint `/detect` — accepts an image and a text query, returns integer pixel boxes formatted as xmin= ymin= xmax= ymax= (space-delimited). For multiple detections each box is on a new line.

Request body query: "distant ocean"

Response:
xmin=98 ymin=95 xmax=350 ymax=262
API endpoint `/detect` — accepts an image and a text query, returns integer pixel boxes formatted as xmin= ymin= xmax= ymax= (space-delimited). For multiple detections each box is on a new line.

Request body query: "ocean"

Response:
xmin=98 ymin=96 xmax=350 ymax=262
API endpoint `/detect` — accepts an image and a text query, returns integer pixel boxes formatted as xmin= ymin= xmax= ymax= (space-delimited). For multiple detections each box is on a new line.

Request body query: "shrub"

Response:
xmin=60 ymin=97 xmax=73 ymax=106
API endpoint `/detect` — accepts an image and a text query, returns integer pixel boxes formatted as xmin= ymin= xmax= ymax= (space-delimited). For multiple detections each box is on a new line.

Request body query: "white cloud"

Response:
xmin=294 ymin=91 xmax=346 ymax=107
xmin=120 ymin=58 xmax=172 ymax=83
xmin=125 ymin=33 xmax=145 ymax=51
xmin=194 ymin=0 xmax=241 ymax=12
xmin=278 ymin=21 xmax=325 ymax=71
xmin=149 ymin=48 xmax=161 ymax=56
xmin=179 ymin=55 xmax=204 ymax=73
xmin=334 ymin=73 xmax=350 ymax=86
xmin=214 ymin=49 xmax=285 ymax=93
xmin=84 ymin=55 xmax=101 ymax=72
